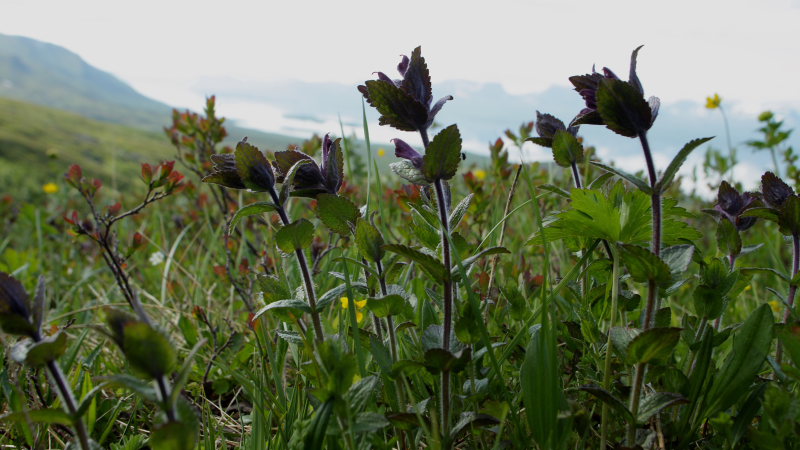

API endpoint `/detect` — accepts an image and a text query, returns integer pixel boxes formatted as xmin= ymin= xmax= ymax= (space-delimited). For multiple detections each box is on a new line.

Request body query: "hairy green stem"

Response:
xmin=156 ymin=375 xmax=176 ymax=422
xmin=600 ymin=249 xmax=620 ymax=450
xmin=777 ymin=233 xmax=800 ymax=364
xmin=627 ymin=132 xmax=662 ymax=446
xmin=46 ymin=360 xmax=91 ymax=450
xmin=422 ymin=126 xmax=454 ymax=442
xmin=269 ymin=187 xmax=324 ymax=343
xmin=434 ymin=178 xmax=454 ymax=440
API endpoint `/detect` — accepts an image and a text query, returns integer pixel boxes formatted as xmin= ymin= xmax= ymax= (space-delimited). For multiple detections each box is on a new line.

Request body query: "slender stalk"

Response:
xmin=268 ymin=187 xmax=324 ymax=343
xmin=421 ymin=127 xmax=454 ymax=441
xmin=434 ymin=178 xmax=454 ymax=439
xmin=363 ymin=258 xmax=385 ymax=342
xmin=46 ymin=360 xmax=91 ymax=450
xmin=777 ymin=233 xmax=800 ymax=364
xmin=376 ymin=259 xmax=408 ymax=450
xmin=570 ymin=162 xmax=583 ymax=189
xmin=484 ymin=165 xmax=522 ymax=321
xmin=600 ymin=249 xmax=620 ymax=450
xmin=156 ymin=375 xmax=176 ymax=422
xmin=628 ymin=131 xmax=662 ymax=446
xmin=376 ymin=260 xmax=398 ymax=362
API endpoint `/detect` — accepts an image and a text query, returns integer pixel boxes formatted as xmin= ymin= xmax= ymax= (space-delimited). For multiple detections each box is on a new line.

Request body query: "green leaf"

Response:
xmin=778 ymin=195 xmax=800 ymax=235
xmin=590 ymin=161 xmax=652 ymax=195
xmin=362 ymin=79 xmax=427 ymax=132
xmin=303 ymin=397 xmax=335 ymax=448
xmin=149 ymin=420 xmax=197 ymax=450
xmin=777 ymin=324 xmax=800 ymax=367
xmin=355 ymin=219 xmax=385 ymax=263
xmin=551 ymin=130 xmax=584 ymax=167
xmin=693 ymin=258 xmax=738 ymax=319
xmin=122 ymin=323 xmax=176 ymax=379
xmin=636 ymin=392 xmax=687 ymax=423
xmin=620 ymin=244 xmax=672 ymax=286
xmin=716 ymin=219 xmax=742 ymax=257
xmin=627 ymin=327 xmax=681 ymax=364
xmin=315 ymin=194 xmax=358 ymax=235
xmin=703 ymin=304 xmax=774 ymax=417
xmin=448 ymin=194 xmax=473 ymax=230
xmin=366 ymin=294 xmax=407 ymax=318
xmin=23 ymin=332 xmax=68 ymax=367
xmin=449 ymin=412 xmax=500 ymax=441
xmin=257 ymin=274 xmax=292 ymax=303
xmin=275 ymin=219 xmax=315 ymax=253
xmin=99 ymin=374 xmax=158 ymax=402
xmin=661 ymin=245 xmax=694 ymax=274
xmin=588 ymin=172 xmax=615 ymax=189
xmin=538 ymin=184 xmax=570 ymax=198
xmin=609 ymin=327 xmax=640 ymax=359
xmin=423 ymin=348 xmax=471 ymax=374
xmin=422 ymin=124 xmax=462 ymax=181
xmin=383 ymin=244 xmax=447 ymax=281
xmin=521 ymin=323 xmax=567 ymax=447
xmin=276 ymin=329 xmax=303 ymax=344
xmin=352 ymin=411 xmax=390 ymax=433
xmin=228 ymin=201 xmax=277 ymax=233
xmin=451 ymin=247 xmax=509 ymax=280
xmin=579 ymin=385 xmax=633 ymax=423
xmin=596 ymin=78 xmax=652 ymax=138
xmin=739 ymin=266 xmax=789 ymax=282
xmin=345 ymin=376 xmax=381 ymax=411
xmin=234 ymin=139 xmax=274 ymax=192
xmin=390 ymin=160 xmax=428 ymax=185
xmin=316 ymin=282 xmax=368 ymax=311
xmin=0 ymin=408 xmax=74 ymax=426
xmin=656 ymin=137 xmax=714 ymax=193
xmin=169 ymin=338 xmax=208 ymax=412
xmin=279 ymin=159 xmax=313 ymax=204
xmin=253 ymin=299 xmax=311 ymax=322
xmin=741 ymin=207 xmax=779 ymax=222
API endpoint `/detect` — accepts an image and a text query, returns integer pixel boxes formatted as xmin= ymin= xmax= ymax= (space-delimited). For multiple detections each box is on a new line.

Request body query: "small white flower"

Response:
xmin=149 ymin=251 xmax=165 ymax=266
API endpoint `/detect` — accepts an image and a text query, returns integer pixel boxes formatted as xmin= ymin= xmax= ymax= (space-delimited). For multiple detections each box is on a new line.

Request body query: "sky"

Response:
xmin=4 ymin=0 xmax=800 ymax=114
xmin=3 ymin=0 xmax=800 ymax=196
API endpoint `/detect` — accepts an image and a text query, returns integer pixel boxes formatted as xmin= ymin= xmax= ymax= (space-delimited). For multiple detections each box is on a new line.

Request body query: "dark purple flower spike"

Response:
xmin=391 ymin=138 xmax=424 ymax=169
xmin=714 ymin=181 xmax=759 ymax=231
xmin=568 ymin=46 xmax=660 ymax=133
xmin=761 ymin=171 xmax=794 ymax=208
xmin=271 ymin=133 xmax=344 ymax=198
xmin=358 ymin=46 xmax=453 ymax=132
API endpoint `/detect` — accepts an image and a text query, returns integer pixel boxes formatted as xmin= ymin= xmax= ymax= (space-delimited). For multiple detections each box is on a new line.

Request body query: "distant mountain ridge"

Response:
xmin=0 ymin=34 xmax=171 ymax=129
xmin=0 ymin=33 xmax=301 ymax=152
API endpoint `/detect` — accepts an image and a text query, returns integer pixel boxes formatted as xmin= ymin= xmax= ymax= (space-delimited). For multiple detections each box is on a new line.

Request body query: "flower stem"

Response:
xmin=434 ymin=178 xmax=454 ymax=439
xmin=269 ymin=187 xmax=324 ymax=343
xmin=627 ymin=132 xmax=662 ymax=446
xmin=600 ymin=248 xmax=620 ymax=450
xmin=422 ymin=126 xmax=455 ymax=441
xmin=777 ymin=233 xmax=800 ymax=364
xmin=46 ymin=360 xmax=91 ymax=450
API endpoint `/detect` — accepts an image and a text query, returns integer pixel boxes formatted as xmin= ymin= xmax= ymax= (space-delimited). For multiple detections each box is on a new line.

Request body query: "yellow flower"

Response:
xmin=42 ymin=183 xmax=59 ymax=194
xmin=377 ymin=148 xmax=386 ymax=157
xmin=473 ymin=169 xmax=487 ymax=181
xmin=340 ymin=296 xmax=367 ymax=322
xmin=769 ymin=300 xmax=782 ymax=313
xmin=705 ymin=93 xmax=721 ymax=109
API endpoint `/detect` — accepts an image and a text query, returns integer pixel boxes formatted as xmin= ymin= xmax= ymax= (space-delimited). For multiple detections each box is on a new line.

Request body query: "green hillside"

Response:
xmin=0 ymin=34 xmax=305 ymax=149
xmin=0 ymin=34 xmax=170 ymax=130
xmin=0 ymin=97 xmax=176 ymax=192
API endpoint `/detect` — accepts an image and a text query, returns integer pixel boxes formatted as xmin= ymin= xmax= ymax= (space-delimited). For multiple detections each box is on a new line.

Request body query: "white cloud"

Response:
xmin=4 ymin=0 xmax=800 ymax=113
